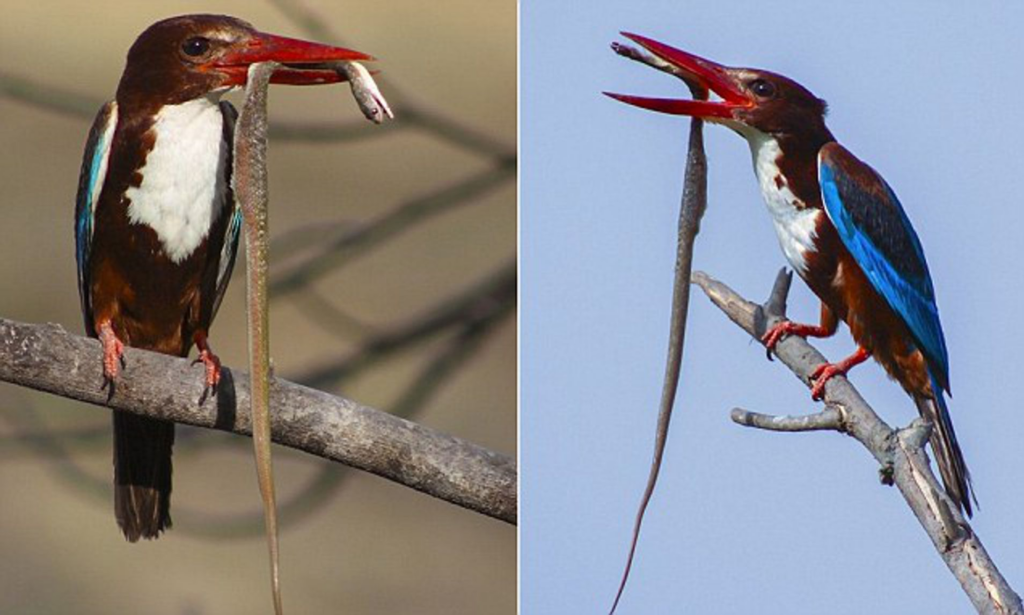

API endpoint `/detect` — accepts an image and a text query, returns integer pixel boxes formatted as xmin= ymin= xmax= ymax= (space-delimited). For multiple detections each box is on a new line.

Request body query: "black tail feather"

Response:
xmin=113 ymin=411 xmax=174 ymax=541
xmin=914 ymin=385 xmax=974 ymax=517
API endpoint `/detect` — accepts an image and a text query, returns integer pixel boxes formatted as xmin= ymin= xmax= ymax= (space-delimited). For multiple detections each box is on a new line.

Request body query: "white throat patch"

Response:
xmin=125 ymin=96 xmax=228 ymax=263
xmin=744 ymin=130 xmax=822 ymax=275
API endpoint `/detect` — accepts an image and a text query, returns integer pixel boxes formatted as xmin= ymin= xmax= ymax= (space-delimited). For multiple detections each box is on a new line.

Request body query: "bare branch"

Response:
xmin=693 ymin=269 xmax=1022 ymax=614
xmin=0 ymin=317 xmax=516 ymax=525
xmin=729 ymin=407 xmax=843 ymax=432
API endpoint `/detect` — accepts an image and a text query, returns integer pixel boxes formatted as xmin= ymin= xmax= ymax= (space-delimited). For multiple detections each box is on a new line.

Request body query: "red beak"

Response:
xmin=212 ymin=31 xmax=374 ymax=86
xmin=605 ymin=33 xmax=751 ymax=119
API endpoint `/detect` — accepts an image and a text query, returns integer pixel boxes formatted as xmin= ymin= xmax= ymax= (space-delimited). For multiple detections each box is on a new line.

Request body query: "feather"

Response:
xmin=818 ymin=142 xmax=949 ymax=391
xmin=74 ymin=101 xmax=117 ymax=332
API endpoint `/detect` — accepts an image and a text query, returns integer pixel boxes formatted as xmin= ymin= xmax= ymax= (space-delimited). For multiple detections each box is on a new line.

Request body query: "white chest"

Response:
xmin=125 ymin=97 xmax=228 ymax=263
xmin=747 ymin=133 xmax=822 ymax=275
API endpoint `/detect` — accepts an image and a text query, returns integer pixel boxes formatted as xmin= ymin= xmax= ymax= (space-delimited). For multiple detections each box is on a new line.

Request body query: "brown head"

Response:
xmin=116 ymin=14 xmax=372 ymax=109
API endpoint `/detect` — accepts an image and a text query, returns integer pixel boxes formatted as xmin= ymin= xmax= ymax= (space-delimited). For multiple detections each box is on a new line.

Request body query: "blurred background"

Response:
xmin=0 ymin=1 xmax=514 ymax=614
xmin=522 ymin=1 xmax=1024 ymax=613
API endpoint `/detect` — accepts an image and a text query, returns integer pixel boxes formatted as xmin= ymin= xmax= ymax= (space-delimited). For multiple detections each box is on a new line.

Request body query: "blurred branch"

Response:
xmin=0 ymin=71 xmax=98 ymax=117
xmin=297 ymin=259 xmax=516 ymax=389
xmin=291 ymin=287 xmax=374 ymax=340
xmin=693 ymin=269 xmax=1021 ymax=614
xmin=0 ymin=317 xmax=516 ymax=524
xmin=270 ymin=162 xmax=514 ymax=296
xmin=286 ymin=251 xmax=509 ymax=349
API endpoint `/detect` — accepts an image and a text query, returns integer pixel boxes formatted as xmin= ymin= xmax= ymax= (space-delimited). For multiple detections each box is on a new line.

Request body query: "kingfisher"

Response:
xmin=607 ymin=34 xmax=974 ymax=515
xmin=75 ymin=14 xmax=372 ymax=541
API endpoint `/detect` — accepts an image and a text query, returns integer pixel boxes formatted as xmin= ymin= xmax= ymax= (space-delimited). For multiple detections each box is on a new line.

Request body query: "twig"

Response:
xmin=693 ymin=269 xmax=1022 ymax=614
xmin=0 ymin=317 xmax=517 ymax=525
xmin=729 ymin=407 xmax=844 ymax=432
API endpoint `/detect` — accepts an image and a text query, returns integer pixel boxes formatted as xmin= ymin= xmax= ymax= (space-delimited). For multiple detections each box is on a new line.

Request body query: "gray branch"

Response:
xmin=693 ymin=269 xmax=1020 ymax=614
xmin=0 ymin=317 xmax=516 ymax=525
xmin=729 ymin=407 xmax=843 ymax=432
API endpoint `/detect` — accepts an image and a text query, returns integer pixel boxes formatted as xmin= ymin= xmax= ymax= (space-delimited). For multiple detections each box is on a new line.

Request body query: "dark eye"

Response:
xmin=749 ymin=79 xmax=775 ymax=98
xmin=182 ymin=37 xmax=210 ymax=57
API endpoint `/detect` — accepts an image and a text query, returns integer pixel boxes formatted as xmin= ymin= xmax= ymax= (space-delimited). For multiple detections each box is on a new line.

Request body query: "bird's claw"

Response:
xmin=808 ymin=362 xmax=846 ymax=401
xmin=97 ymin=321 xmax=125 ymax=382
xmin=193 ymin=331 xmax=222 ymax=397
xmin=761 ymin=320 xmax=831 ymax=361
xmin=761 ymin=320 xmax=796 ymax=359
xmin=808 ymin=347 xmax=870 ymax=401
xmin=194 ymin=349 xmax=222 ymax=393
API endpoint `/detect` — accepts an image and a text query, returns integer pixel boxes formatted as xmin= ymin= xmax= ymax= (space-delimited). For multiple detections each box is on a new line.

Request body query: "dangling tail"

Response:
xmin=113 ymin=412 xmax=174 ymax=541
xmin=913 ymin=370 xmax=975 ymax=517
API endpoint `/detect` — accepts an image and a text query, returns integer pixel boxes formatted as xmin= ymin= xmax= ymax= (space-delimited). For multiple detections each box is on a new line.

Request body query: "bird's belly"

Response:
xmin=89 ymin=247 xmax=203 ymax=354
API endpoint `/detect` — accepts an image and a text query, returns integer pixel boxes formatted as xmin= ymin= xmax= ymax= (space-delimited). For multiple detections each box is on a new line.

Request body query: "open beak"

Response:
xmin=212 ymin=31 xmax=374 ymax=86
xmin=605 ymin=33 xmax=751 ymax=119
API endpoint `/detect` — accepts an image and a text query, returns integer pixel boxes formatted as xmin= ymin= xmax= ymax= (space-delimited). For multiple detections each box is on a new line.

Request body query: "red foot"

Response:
xmin=808 ymin=347 xmax=871 ymax=401
xmin=97 ymin=320 xmax=125 ymax=381
xmin=193 ymin=331 xmax=222 ymax=390
xmin=761 ymin=321 xmax=832 ymax=356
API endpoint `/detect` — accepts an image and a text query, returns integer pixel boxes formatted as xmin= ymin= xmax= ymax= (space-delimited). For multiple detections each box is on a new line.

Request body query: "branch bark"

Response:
xmin=0 ymin=317 xmax=516 ymax=525
xmin=693 ymin=269 xmax=1021 ymax=614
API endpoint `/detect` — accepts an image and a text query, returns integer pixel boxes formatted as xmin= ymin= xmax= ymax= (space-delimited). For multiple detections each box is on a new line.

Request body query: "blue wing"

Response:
xmin=818 ymin=142 xmax=949 ymax=390
xmin=210 ymin=101 xmax=242 ymax=321
xmin=74 ymin=102 xmax=117 ymax=334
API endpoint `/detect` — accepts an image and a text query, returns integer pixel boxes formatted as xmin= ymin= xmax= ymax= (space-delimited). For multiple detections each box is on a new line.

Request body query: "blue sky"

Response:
xmin=521 ymin=2 xmax=1024 ymax=613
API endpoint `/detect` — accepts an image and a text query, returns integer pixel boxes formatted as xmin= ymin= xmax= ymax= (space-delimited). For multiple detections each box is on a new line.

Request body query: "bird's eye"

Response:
xmin=181 ymin=37 xmax=211 ymax=57
xmin=749 ymin=79 xmax=776 ymax=98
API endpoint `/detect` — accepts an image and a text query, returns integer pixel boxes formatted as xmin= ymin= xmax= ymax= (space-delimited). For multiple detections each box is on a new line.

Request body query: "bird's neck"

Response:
xmin=743 ymin=128 xmax=832 ymax=206
xmin=122 ymin=95 xmax=230 ymax=264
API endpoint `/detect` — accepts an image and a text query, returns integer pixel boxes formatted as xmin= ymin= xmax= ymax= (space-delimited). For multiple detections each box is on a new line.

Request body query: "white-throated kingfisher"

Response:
xmin=607 ymin=34 xmax=974 ymax=515
xmin=75 ymin=14 xmax=372 ymax=541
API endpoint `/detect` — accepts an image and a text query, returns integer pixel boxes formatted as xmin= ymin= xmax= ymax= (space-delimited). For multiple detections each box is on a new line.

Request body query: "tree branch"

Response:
xmin=0 ymin=317 xmax=516 ymax=525
xmin=693 ymin=269 xmax=1021 ymax=614
xmin=729 ymin=406 xmax=843 ymax=432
